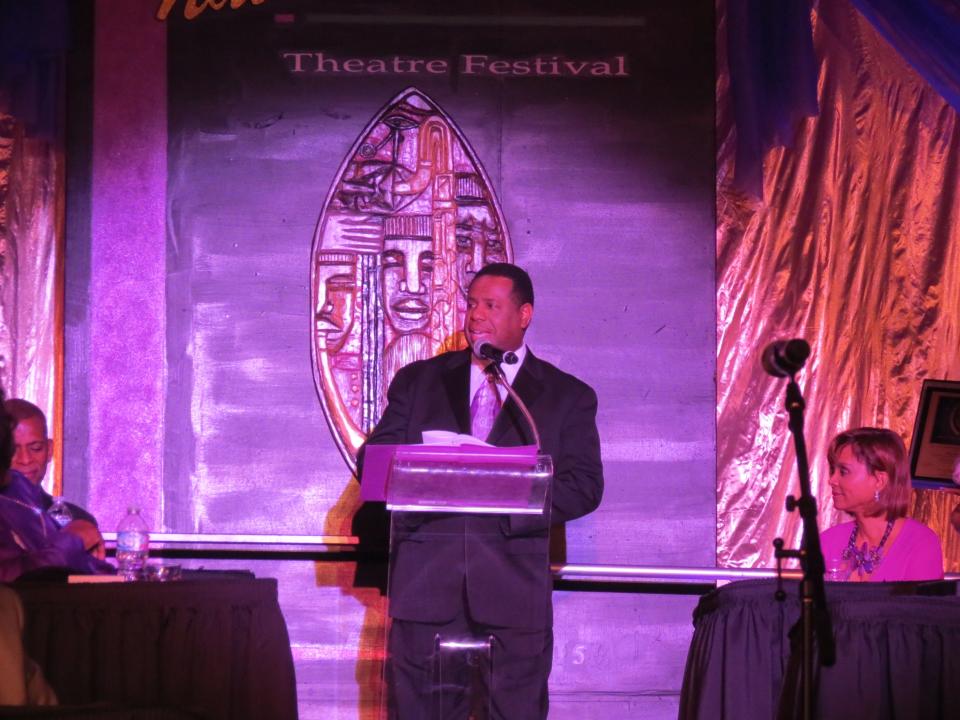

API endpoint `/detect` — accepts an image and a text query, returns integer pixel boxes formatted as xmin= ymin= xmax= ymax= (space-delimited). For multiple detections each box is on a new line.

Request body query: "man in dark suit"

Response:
xmin=4 ymin=399 xmax=100 ymax=528
xmin=0 ymin=396 xmax=110 ymax=582
xmin=362 ymin=263 xmax=603 ymax=719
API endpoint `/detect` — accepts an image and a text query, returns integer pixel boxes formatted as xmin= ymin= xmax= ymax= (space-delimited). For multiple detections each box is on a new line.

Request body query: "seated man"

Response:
xmin=5 ymin=398 xmax=98 ymax=525
xmin=0 ymin=396 xmax=111 ymax=582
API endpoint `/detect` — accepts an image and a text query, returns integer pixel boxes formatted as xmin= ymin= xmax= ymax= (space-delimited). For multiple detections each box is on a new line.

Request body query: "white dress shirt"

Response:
xmin=468 ymin=344 xmax=527 ymax=405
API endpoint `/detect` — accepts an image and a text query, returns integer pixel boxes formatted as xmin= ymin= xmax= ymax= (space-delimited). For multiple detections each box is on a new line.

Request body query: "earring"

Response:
xmin=874 ymin=489 xmax=881 ymax=502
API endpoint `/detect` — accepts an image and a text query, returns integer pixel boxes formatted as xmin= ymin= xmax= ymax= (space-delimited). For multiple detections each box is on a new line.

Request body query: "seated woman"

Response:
xmin=821 ymin=427 xmax=943 ymax=582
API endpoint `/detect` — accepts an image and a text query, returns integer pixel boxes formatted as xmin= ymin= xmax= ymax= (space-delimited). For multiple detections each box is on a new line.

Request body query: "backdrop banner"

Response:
xmin=149 ymin=1 xmax=717 ymax=570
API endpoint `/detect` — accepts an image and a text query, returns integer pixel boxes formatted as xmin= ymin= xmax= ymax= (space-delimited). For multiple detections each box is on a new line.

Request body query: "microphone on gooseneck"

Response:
xmin=472 ymin=339 xmax=537 ymax=446
xmin=760 ymin=339 xmax=811 ymax=378
xmin=476 ymin=341 xmax=519 ymax=366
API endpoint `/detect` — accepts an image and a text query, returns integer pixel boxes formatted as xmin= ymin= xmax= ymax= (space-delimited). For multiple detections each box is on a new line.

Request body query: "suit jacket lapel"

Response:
xmin=488 ymin=351 xmax=544 ymax=446
xmin=441 ymin=350 xmax=472 ymax=435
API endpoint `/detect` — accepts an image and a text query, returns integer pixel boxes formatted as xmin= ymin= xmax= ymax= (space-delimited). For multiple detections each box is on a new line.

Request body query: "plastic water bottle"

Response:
xmin=46 ymin=496 xmax=73 ymax=528
xmin=116 ymin=507 xmax=150 ymax=581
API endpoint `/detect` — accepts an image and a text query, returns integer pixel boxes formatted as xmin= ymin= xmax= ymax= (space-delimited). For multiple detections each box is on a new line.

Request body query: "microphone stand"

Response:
xmin=485 ymin=361 xmax=541 ymax=450
xmin=773 ymin=375 xmax=835 ymax=720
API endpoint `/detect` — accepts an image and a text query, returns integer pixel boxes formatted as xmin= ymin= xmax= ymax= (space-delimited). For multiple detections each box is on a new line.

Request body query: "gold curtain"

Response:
xmin=0 ymin=112 xmax=64 ymax=495
xmin=717 ymin=0 xmax=960 ymax=569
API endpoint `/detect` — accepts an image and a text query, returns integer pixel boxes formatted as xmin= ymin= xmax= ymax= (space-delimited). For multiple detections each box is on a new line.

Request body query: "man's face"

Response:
xmin=381 ymin=237 xmax=434 ymax=333
xmin=454 ymin=207 xmax=504 ymax=297
xmin=315 ymin=254 xmax=357 ymax=352
xmin=465 ymin=274 xmax=532 ymax=355
xmin=11 ymin=416 xmax=52 ymax=485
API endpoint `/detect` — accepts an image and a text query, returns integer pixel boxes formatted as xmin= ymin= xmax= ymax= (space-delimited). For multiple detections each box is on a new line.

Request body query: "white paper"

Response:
xmin=421 ymin=430 xmax=492 ymax=447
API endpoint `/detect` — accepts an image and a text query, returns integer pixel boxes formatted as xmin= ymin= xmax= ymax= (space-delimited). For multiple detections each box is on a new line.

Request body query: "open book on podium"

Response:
xmin=361 ymin=431 xmax=552 ymax=515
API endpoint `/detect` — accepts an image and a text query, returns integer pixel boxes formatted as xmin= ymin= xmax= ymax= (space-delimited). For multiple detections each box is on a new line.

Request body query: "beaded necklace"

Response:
xmin=841 ymin=520 xmax=894 ymax=578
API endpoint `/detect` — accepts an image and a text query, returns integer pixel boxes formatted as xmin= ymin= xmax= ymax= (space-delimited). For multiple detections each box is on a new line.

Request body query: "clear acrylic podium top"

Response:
xmin=361 ymin=443 xmax=552 ymax=515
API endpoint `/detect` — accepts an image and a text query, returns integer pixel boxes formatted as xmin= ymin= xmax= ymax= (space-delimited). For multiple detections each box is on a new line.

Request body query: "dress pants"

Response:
xmin=387 ymin=589 xmax=552 ymax=720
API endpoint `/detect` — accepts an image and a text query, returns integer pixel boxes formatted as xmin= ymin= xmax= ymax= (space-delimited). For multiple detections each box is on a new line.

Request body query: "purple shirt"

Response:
xmin=0 ymin=471 xmax=112 ymax=582
xmin=821 ymin=518 xmax=944 ymax=582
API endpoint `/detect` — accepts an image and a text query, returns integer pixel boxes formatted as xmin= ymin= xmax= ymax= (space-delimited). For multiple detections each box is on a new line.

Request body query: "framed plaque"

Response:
xmin=909 ymin=379 xmax=960 ymax=489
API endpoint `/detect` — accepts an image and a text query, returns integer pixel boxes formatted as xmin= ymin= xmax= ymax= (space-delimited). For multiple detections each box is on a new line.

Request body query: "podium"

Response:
xmin=362 ymin=443 xmax=553 ymax=719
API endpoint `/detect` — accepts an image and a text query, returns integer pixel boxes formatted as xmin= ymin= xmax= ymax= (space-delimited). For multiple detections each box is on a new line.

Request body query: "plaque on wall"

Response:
xmin=311 ymin=87 xmax=512 ymax=472
xmin=909 ymin=379 xmax=960 ymax=489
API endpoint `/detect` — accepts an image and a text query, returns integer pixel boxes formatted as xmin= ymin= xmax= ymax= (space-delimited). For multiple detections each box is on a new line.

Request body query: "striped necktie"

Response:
xmin=470 ymin=372 xmax=501 ymax=441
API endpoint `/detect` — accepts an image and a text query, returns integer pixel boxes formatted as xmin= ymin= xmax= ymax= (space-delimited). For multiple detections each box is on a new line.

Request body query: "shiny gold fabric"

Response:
xmin=717 ymin=0 xmax=960 ymax=570
xmin=0 ymin=115 xmax=63 ymax=495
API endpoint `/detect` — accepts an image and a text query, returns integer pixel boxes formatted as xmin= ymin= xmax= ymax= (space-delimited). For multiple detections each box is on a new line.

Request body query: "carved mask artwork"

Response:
xmin=311 ymin=88 xmax=512 ymax=470
xmin=314 ymin=251 xmax=358 ymax=354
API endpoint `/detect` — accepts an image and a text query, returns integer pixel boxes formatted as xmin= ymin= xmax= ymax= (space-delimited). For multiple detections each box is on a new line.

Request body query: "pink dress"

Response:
xmin=820 ymin=518 xmax=944 ymax=582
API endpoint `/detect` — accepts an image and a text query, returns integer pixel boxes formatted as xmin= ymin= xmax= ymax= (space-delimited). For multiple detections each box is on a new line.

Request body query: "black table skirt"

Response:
xmin=679 ymin=579 xmax=960 ymax=720
xmin=11 ymin=578 xmax=298 ymax=720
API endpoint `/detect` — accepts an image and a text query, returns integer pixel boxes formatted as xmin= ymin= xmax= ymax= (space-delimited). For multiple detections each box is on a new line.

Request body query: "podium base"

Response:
xmin=432 ymin=634 xmax=493 ymax=720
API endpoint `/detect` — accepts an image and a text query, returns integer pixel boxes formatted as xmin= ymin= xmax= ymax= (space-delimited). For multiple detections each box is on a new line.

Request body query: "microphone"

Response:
xmin=761 ymin=339 xmax=811 ymax=378
xmin=475 ymin=341 xmax=518 ymax=365
xmin=476 ymin=343 xmax=539 ymax=448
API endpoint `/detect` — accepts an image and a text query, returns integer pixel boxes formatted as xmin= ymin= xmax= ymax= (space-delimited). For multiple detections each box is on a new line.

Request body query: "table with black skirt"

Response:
xmin=10 ymin=576 xmax=298 ymax=720
xmin=679 ymin=578 xmax=960 ymax=720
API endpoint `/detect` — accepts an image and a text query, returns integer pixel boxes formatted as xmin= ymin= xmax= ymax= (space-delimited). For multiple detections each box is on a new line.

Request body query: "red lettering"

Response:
xmin=282 ymin=52 xmax=312 ymax=73
xmin=461 ymin=55 xmax=487 ymax=74
xmin=590 ymin=61 xmax=613 ymax=77
xmin=315 ymin=53 xmax=340 ymax=72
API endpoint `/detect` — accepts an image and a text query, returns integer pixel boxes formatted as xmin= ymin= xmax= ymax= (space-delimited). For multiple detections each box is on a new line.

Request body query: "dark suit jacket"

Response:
xmin=361 ymin=348 xmax=603 ymax=630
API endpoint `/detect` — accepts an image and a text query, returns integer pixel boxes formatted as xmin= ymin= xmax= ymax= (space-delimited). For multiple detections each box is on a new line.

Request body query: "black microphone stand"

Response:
xmin=484 ymin=361 xmax=541 ymax=449
xmin=773 ymin=374 xmax=835 ymax=720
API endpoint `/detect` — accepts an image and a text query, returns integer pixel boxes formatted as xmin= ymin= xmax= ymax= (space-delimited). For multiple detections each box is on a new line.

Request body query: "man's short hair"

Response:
xmin=3 ymin=399 xmax=47 ymax=439
xmin=472 ymin=263 xmax=535 ymax=307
